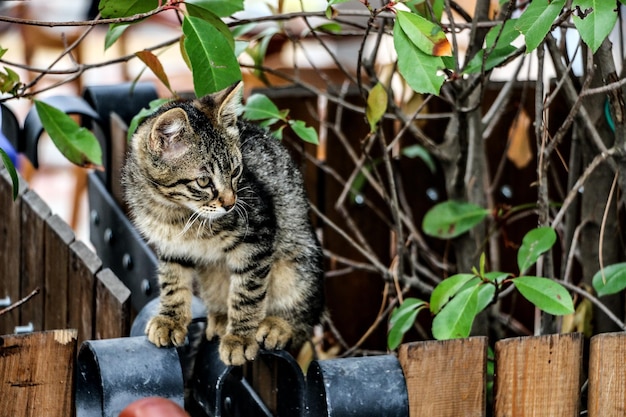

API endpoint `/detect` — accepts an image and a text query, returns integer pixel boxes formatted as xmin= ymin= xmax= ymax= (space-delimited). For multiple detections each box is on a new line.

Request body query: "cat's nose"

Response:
xmin=221 ymin=190 xmax=236 ymax=211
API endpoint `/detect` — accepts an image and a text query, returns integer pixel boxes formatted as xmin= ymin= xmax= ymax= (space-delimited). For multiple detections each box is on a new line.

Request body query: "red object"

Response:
xmin=118 ymin=397 xmax=189 ymax=417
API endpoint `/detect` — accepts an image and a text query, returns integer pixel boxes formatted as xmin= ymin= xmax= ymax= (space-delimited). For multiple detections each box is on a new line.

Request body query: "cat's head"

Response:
xmin=131 ymin=82 xmax=244 ymax=219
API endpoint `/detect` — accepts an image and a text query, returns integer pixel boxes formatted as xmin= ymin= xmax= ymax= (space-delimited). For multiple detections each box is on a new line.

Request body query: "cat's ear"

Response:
xmin=149 ymin=108 xmax=191 ymax=159
xmin=201 ymin=82 xmax=243 ymax=131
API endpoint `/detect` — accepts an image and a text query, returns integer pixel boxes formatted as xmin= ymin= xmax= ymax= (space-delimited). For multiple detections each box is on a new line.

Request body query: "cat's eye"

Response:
xmin=196 ymin=176 xmax=212 ymax=188
xmin=232 ymin=165 xmax=242 ymax=178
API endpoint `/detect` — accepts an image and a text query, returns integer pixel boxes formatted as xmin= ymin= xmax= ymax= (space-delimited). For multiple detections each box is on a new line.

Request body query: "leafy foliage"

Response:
xmin=243 ymin=94 xmax=319 ymax=144
xmin=388 ymin=226 xmax=573 ymax=348
xmin=515 ymin=0 xmax=566 ymax=52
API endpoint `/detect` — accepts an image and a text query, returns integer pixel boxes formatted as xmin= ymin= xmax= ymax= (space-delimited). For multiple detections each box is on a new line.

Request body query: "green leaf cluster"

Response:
xmin=243 ymin=94 xmax=319 ymax=144
xmin=516 ymin=0 xmax=618 ymax=53
xmin=102 ymin=0 xmax=244 ymax=97
xmin=388 ymin=224 xmax=574 ymax=349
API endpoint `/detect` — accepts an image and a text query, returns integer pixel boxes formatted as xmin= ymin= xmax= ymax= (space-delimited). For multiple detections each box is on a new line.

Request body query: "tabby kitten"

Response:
xmin=123 ymin=82 xmax=324 ymax=366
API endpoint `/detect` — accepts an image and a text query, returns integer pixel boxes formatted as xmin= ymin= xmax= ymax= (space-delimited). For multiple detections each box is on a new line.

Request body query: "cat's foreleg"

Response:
xmin=146 ymin=262 xmax=194 ymax=347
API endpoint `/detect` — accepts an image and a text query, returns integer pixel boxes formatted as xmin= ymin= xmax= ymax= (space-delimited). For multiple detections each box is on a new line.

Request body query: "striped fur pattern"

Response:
xmin=123 ymin=83 xmax=324 ymax=366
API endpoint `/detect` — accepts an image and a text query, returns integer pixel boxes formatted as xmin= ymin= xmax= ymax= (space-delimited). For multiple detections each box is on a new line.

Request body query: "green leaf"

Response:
xmin=182 ymin=16 xmax=242 ymax=96
xmin=0 ymin=66 xmax=20 ymax=94
xmin=185 ymin=0 xmax=244 ymax=17
xmin=243 ymin=94 xmax=287 ymax=122
xmin=430 ymin=273 xmax=475 ymax=314
xmin=127 ymin=98 xmax=171 ymax=142
xmin=0 ymin=148 xmax=18 ymax=200
xmin=34 ymin=101 xmax=102 ymax=169
xmin=310 ymin=22 xmax=342 ymax=34
xmin=366 ymin=82 xmax=388 ymax=132
xmin=422 ymin=200 xmax=489 ymax=239
xmin=592 ymin=262 xmax=626 ymax=296
xmin=513 ymin=276 xmax=574 ymax=315
xmin=572 ymin=0 xmax=618 ymax=53
xmin=401 ymin=144 xmax=436 ymax=173
xmin=388 ymin=298 xmax=427 ymax=350
xmin=432 ymin=285 xmax=480 ymax=340
xmin=99 ymin=0 xmax=158 ymax=18
xmin=515 ymin=0 xmax=566 ymax=52
xmin=289 ymin=120 xmax=319 ymax=145
xmin=394 ymin=23 xmax=445 ymax=95
xmin=105 ymin=23 xmax=131 ymax=50
xmin=517 ymin=226 xmax=556 ymax=274
xmin=476 ymin=283 xmax=496 ymax=312
xmin=396 ymin=10 xmax=451 ymax=56
xmin=185 ymin=4 xmax=235 ymax=50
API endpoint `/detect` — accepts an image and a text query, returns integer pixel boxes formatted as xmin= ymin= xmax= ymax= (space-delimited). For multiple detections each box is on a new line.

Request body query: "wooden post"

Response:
xmin=0 ymin=168 xmax=25 ymax=335
xmin=0 ymin=329 xmax=77 ymax=417
xmin=398 ymin=336 xmax=487 ymax=417
xmin=19 ymin=190 xmax=51 ymax=332
xmin=95 ymin=268 xmax=131 ymax=339
xmin=68 ymin=240 xmax=102 ymax=345
xmin=44 ymin=214 xmax=75 ymax=330
xmin=588 ymin=333 xmax=626 ymax=417
xmin=493 ymin=333 xmax=583 ymax=417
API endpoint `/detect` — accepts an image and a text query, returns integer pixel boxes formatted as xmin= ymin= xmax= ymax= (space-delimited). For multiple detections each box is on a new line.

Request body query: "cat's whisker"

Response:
xmin=234 ymin=202 xmax=249 ymax=238
xmin=179 ymin=210 xmax=202 ymax=236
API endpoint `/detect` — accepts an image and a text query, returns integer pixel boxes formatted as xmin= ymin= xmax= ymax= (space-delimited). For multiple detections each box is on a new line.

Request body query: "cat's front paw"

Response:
xmin=146 ymin=315 xmax=188 ymax=347
xmin=219 ymin=333 xmax=259 ymax=366
xmin=256 ymin=316 xmax=293 ymax=350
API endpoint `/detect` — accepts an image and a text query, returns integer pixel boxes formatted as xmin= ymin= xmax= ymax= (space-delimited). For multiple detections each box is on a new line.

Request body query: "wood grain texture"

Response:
xmin=43 ymin=214 xmax=75 ymax=330
xmin=588 ymin=333 xmax=626 ymax=417
xmin=494 ymin=333 xmax=583 ymax=417
xmin=398 ymin=337 xmax=487 ymax=417
xmin=0 ymin=168 xmax=25 ymax=335
xmin=95 ymin=268 xmax=131 ymax=339
xmin=19 ymin=190 xmax=51 ymax=332
xmin=68 ymin=240 xmax=102 ymax=345
xmin=0 ymin=329 xmax=77 ymax=417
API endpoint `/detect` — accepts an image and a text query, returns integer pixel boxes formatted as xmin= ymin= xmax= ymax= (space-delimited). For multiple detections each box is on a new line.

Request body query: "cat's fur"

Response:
xmin=123 ymin=83 xmax=324 ymax=366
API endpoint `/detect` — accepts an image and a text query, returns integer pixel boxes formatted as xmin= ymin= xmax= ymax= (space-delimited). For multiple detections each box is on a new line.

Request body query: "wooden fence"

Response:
xmin=0 ymin=166 xmax=131 ymax=417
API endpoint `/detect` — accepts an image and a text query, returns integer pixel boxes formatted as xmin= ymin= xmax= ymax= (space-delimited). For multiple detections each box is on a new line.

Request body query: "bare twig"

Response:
xmin=0 ymin=287 xmax=40 ymax=317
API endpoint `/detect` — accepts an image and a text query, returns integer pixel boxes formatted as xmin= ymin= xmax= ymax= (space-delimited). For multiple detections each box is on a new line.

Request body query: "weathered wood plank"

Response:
xmin=588 ymin=333 xmax=626 ymax=417
xmin=43 ymin=214 xmax=75 ymax=330
xmin=398 ymin=337 xmax=487 ymax=417
xmin=95 ymin=268 xmax=131 ymax=339
xmin=494 ymin=333 xmax=583 ymax=417
xmin=68 ymin=240 xmax=102 ymax=345
xmin=19 ymin=190 xmax=52 ymax=332
xmin=0 ymin=329 xmax=77 ymax=417
xmin=0 ymin=167 xmax=26 ymax=335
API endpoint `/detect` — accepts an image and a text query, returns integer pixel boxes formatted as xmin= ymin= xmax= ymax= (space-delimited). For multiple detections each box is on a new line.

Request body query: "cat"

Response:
xmin=122 ymin=82 xmax=325 ymax=366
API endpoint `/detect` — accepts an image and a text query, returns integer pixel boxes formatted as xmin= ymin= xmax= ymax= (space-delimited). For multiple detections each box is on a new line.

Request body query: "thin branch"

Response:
xmin=0 ymin=287 xmax=40 ymax=317
xmin=558 ymin=280 xmax=626 ymax=330
xmin=552 ymin=148 xmax=617 ymax=228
